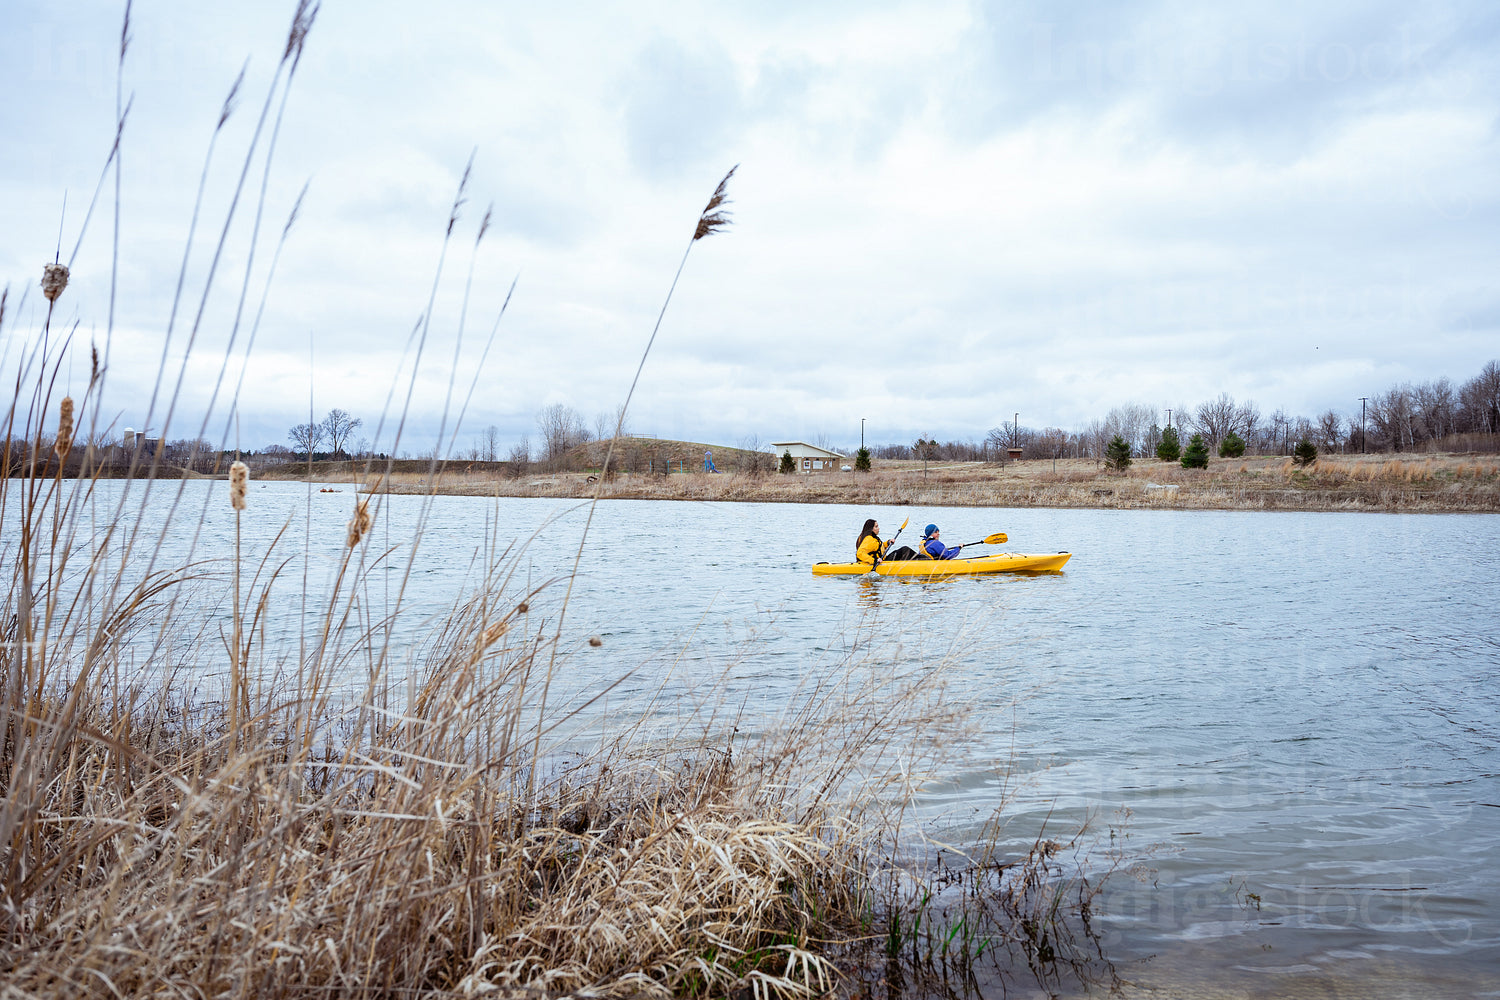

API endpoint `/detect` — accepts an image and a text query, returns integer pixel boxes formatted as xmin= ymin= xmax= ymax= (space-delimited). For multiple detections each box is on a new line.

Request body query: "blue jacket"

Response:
xmin=923 ymin=537 xmax=962 ymax=560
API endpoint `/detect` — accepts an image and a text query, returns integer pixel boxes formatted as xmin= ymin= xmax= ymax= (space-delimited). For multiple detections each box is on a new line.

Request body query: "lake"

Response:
xmin=43 ymin=480 xmax=1500 ymax=997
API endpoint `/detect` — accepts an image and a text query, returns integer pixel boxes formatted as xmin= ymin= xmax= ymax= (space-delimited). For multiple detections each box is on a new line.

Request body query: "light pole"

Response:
xmin=1359 ymin=397 xmax=1368 ymax=454
xmin=1166 ymin=408 xmax=1172 ymax=429
xmin=860 ymin=418 xmax=865 ymax=451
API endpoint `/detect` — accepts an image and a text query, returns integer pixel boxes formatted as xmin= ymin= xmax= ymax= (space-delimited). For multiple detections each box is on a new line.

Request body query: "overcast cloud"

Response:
xmin=3 ymin=0 xmax=1497 ymax=454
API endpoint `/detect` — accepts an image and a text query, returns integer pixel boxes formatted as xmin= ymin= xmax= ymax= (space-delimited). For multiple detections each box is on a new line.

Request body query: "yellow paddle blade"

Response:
xmin=899 ymin=517 xmax=910 ymax=532
xmin=984 ymin=532 xmax=1008 ymax=545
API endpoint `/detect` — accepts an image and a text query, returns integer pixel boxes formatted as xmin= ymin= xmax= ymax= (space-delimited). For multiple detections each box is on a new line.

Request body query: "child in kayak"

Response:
xmin=921 ymin=524 xmax=963 ymax=560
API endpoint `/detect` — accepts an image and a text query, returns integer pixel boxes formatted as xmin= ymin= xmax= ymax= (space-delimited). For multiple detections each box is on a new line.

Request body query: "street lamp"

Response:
xmin=1359 ymin=397 xmax=1368 ymax=453
xmin=860 ymin=417 xmax=865 ymax=451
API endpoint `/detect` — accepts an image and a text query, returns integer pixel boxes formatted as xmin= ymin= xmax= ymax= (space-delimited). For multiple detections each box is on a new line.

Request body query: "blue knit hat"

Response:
xmin=923 ymin=523 xmax=939 ymax=538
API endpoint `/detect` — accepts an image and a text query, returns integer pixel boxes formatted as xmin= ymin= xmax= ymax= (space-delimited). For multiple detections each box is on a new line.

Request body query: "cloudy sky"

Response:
xmin=4 ymin=0 xmax=1498 ymax=455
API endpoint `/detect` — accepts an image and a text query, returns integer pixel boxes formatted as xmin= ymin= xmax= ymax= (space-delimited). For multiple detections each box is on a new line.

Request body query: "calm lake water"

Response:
xmin=38 ymin=481 xmax=1500 ymax=997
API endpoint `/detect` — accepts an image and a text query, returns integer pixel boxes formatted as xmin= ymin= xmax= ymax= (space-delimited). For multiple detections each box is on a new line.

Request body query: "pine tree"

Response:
xmin=1293 ymin=437 xmax=1318 ymax=467
xmin=1181 ymin=433 xmax=1210 ymax=469
xmin=1157 ymin=425 xmax=1181 ymax=462
xmin=1219 ymin=431 xmax=1246 ymax=458
xmin=1105 ymin=434 xmax=1132 ymax=472
xmin=854 ymin=446 xmax=871 ymax=472
xmin=778 ymin=450 xmax=796 ymax=474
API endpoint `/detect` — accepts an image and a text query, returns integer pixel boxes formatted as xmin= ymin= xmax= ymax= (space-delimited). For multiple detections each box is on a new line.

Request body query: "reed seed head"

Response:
xmin=42 ymin=263 xmax=69 ymax=303
xmin=53 ymin=397 xmax=74 ymax=459
xmin=694 ymin=165 xmax=737 ymax=240
xmin=346 ymin=498 xmax=372 ymax=547
xmin=588 ymin=635 xmax=603 ymax=647
xmin=229 ymin=461 xmax=249 ymax=510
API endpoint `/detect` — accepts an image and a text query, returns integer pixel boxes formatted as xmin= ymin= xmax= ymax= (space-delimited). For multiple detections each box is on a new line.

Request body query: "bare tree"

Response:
xmin=537 ymin=404 xmax=590 ymax=469
xmin=1459 ymin=360 xmax=1500 ymax=435
xmin=259 ymin=444 xmax=295 ymax=465
xmin=1413 ymin=378 xmax=1456 ymax=445
xmin=1194 ymin=393 xmax=1239 ymax=447
xmin=288 ymin=421 xmax=325 ymax=458
xmin=1025 ymin=427 xmax=1074 ymax=465
xmin=1316 ymin=410 xmax=1344 ymax=453
xmin=475 ymin=425 xmax=500 ymax=462
xmin=321 ymin=409 xmax=362 ymax=460
xmin=736 ymin=435 xmax=773 ymax=476
xmin=1104 ymin=403 xmax=1154 ymax=456
xmin=1082 ymin=419 xmax=1110 ymax=463
xmin=1267 ymin=408 xmax=1290 ymax=455
xmin=1235 ymin=400 xmax=1261 ymax=453
xmin=1369 ymin=386 xmax=1415 ymax=451
xmin=506 ymin=436 xmax=531 ymax=478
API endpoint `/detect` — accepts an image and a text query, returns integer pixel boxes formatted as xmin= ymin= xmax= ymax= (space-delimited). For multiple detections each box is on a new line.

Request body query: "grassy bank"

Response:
xmin=2 ymin=457 xmax=1114 ymax=998
xmin=357 ymin=453 xmax=1500 ymax=513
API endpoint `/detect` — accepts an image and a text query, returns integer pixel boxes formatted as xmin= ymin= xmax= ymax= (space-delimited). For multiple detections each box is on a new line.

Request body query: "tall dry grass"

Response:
xmin=2 ymin=6 xmax=1112 ymax=997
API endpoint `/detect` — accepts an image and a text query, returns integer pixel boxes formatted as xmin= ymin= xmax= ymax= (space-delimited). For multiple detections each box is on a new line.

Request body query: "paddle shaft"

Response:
xmin=952 ymin=531 xmax=1007 ymax=548
xmin=872 ymin=517 xmax=910 ymax=567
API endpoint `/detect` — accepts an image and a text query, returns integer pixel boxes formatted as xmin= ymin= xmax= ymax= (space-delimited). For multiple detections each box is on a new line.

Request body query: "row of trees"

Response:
xmin=849 ymin=359 xmax=1500 ymax=465
xmin=253 ymin=360 xmax=1499 ymax=472
xmin=286 ymin=409 xmax=364 ymax=460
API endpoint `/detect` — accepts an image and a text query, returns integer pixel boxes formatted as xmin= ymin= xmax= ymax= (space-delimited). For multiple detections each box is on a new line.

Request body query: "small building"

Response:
xmin=770 ymin=441 xmax=844 ymax=473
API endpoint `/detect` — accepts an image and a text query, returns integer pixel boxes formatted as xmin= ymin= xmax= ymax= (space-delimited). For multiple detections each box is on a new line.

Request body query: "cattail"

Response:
xmin=346 ymin=498 xmax=371 ymax=547
xmin=229 ymin=461 xmax=249 ymax=510
xmin=53 ymin=396 xmax=74 ymax=460
xmin=42 ymin=263 xmax=69 ymax=303
xmin=587 ymin=635 xmax=603 ymax=648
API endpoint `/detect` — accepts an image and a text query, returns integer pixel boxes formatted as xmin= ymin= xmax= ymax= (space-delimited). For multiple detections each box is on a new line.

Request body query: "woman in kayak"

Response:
xmin=856 ymin=519 xmax=889 ymax=565
xmin=857 ymin=518 xmax=917 ymax=564
xmin=921 ymin=524 xmax=963 ymax=560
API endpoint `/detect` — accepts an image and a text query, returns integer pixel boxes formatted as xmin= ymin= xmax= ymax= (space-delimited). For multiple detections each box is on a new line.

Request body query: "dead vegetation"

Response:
xmin=364 ymin=453 xmax=1500 ymax=513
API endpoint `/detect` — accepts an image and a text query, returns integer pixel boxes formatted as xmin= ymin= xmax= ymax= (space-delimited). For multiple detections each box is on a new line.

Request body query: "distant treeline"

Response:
xmin=865 ymin=359 xmax=1500 ymax=462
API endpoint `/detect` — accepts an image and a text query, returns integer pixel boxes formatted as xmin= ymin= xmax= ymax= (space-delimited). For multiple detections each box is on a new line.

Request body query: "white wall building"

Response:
xmin=770 ymin=441 xmax=845 ymax=473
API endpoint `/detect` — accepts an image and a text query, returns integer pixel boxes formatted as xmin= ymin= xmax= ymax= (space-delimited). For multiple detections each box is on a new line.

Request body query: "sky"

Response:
xmin=3 ymin=0 xmax=1498 ymax=455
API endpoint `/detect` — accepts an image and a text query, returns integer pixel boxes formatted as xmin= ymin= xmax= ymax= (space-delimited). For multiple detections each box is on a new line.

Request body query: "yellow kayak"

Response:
xmin=812 ymin=552 xmax=1071 ymax=576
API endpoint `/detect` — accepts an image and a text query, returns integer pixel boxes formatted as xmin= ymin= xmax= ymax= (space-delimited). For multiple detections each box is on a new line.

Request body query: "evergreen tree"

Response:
xmin=778 ymin=450 xmax=796 ymax=475
xmin=854 ymin=446 xmax=871 ymax=472
xmin=1218 ymin=431 xmax=1246 ymax=458
xmin=1181 ymin=433 xmax=1210 ymax=469
xmin=1157 ymin=425 xmax=1181 ymax=462
xmin=1105 ymin=434 xmax=1132 ymax=472
xmin=1293 ymin=437 xmax=1318 ymax=466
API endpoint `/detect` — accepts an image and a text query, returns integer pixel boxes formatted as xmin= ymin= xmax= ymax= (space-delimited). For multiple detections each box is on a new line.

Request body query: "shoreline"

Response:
xmin=332 ymin=454 xmax=1500 ymax=514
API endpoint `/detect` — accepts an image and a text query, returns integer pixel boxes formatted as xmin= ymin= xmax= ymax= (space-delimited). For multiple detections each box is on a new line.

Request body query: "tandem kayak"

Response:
xmin=812 ymin=551 xmax=1071 ymax=576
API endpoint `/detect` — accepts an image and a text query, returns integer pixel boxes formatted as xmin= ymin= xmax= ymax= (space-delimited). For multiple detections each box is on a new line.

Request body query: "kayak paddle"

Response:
xmin=953 ymin=532 xmax=1008 ymax=547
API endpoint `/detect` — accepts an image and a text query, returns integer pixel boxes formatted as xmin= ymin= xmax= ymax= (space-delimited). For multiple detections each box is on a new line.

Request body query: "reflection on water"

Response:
xmin=25 ymin=483 xmax=1500 ymax=997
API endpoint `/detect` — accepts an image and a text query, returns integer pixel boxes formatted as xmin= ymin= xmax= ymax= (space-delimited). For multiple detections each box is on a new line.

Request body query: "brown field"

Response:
xmin=340 ymin=453 xmax=1500 ymax=513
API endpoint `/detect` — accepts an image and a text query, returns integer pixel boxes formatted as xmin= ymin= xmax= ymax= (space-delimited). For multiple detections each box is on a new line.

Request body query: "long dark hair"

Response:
xmin=855 ymin=518 xmax=879 ymax=553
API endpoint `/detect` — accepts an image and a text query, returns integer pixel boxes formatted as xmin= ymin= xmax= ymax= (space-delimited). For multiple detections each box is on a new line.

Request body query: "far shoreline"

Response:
xmin=307 ymin=454 xmax=1499 ymax=515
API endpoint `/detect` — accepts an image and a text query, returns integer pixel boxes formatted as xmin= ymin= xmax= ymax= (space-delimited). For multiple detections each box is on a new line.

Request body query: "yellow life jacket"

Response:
xmin=856 ymin=534 xmax=888 ymax=565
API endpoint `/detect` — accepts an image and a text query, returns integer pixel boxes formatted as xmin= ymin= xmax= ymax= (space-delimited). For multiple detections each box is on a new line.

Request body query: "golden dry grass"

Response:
xmin=361 ymin=453 xmax=1500 ymax=514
